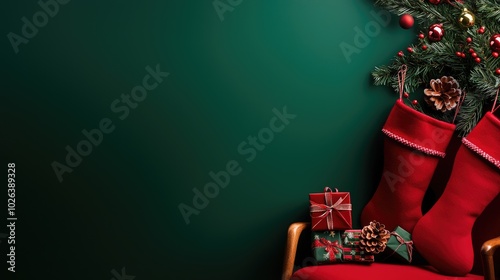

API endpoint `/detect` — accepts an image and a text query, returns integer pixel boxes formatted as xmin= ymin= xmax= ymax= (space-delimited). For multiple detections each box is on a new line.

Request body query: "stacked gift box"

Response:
xmin=342 ymin=230 xmax=375 ymax=262
xmin=312 ymin=231 xmax=343 ymax=264
xmin=309 ymin=187 xmax=413 ymax=265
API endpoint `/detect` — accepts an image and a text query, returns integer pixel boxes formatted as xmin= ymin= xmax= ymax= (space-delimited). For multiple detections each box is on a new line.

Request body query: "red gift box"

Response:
xmin=309 ymin=187 xmax=352 ymax=231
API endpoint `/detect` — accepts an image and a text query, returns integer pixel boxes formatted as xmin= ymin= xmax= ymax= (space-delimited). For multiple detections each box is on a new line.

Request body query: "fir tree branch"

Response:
xmin=371 ymin=0 xmax=500 ymax=135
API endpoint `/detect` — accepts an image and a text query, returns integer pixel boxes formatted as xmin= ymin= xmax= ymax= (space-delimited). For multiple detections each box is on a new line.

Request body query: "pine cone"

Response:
xmin=424 ymin=76 xmax=462 ymax=112
xmin=359 ymin=220 xmax=390 ymax=254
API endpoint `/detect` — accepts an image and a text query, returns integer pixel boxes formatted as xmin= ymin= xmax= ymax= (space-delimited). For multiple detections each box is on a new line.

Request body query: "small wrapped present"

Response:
xmin=309 ymin=187 xmax=352 ymax=231
xmin=342 ymin=229 xmax=361 ymax=248
xmin=342 ymin=230 xmax=375 ymax=263
xmin=312 ymin=231 xmax=344 ymax=264
xmin=342 ymin=247 xmax=375 ymax=262
xmin=385 ymin=226 xmax=413 ymax=263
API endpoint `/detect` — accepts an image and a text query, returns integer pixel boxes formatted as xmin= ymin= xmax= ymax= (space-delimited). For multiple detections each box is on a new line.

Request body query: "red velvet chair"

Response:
xmin=282 ymin=222 xmax=500 ymax=280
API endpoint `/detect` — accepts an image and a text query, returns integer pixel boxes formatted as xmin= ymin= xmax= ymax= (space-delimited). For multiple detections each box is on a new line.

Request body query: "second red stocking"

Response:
xmin=413 ymin=111 xmax=500 ymax=276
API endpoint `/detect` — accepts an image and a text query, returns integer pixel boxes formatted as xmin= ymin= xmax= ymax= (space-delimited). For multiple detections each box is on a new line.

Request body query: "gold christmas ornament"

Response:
xmin=359 ymin=220 xmax=390 ymax=254
xmin=458 ymin=8 xmax=475 ymax=28
xmin=424 ymin=76 xmax=462 ymax=112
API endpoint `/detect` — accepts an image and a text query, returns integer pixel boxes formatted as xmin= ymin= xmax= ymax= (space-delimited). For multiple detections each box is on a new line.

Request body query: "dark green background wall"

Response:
xmin=1 ymin=1 xmax=412 ymax=279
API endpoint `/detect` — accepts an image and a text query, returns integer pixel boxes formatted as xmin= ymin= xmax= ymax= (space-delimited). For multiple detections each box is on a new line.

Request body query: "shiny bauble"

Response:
xmin=458 ymin=8 xmax=475 ymax=28
xmin=490 ymin=34 xmax=500 ymax=52
xmin=428 ymin=24 xmax=445 ymax=42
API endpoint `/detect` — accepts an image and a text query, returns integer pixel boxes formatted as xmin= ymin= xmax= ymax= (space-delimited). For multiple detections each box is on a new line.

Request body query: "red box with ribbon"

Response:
xmin=309 ymin=187 xmax=352 ymax=231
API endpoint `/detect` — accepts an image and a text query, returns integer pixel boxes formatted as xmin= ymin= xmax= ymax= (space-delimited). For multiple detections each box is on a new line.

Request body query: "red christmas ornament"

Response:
xmin=461 ymin=53 xmax=466 ymax=58
xmin=422 ymin=45 xmax=428 ymax=50
xmin=428 ymin=0 xmax=441 ymax=4
xmin=400 ymin=14 xmax=414 ymax=29
xmin=398 ymin=51 xmax=404 ymax=57
xmin=456 ymin=51 xmax=463 ymax=57
xmin=490 ymin=34 xmax=500 ymax=52
xmin=428 ymin=24 xmax=445 ymax=42
xmin=469 ymin=48 xmax=475 ymax=53
xmin=407 ymin=47 xmax=414 ymax=53
xmin=403 ymin=92 xmax=409 ymax=98
xmin=478 ymin=27 xmax=485 ymax=34
xmin=412 ymin=100 xmax=419 ymax=105
xmin=472 ymin=52 xmax=478 ymax=58
xmin=495 ymin=68 xmax=500 ymax=75
xmin=492 ymin=52 xmax=499 ymax=58
xmin=418 ymin=33 xmax=425 ymax=39
xmin=475 ymin=57 xmax=481 ymax=63
xmin=466 ymin=37 xmax=472 ymax=43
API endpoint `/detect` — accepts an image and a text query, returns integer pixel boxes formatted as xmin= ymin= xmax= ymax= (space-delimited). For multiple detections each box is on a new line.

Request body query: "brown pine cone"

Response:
xmin=359 ymin=220 xmax=390 ymax=254
xmin=424 ymin=76 xmax=462 ymax=112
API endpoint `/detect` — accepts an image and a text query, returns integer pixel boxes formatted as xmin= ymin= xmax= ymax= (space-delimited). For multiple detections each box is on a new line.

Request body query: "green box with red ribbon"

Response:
xmin=309 ymin=187 xmax=352 ymax=231
xmin=312 ymin=231 xmax=344 ymax=264
xmin=312 ymin=230 xmax=375 ymax=264
xmin=385 ymin=226 xmax=413 ymax=263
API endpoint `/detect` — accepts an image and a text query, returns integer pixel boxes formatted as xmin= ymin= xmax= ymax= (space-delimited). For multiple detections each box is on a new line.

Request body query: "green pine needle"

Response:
xmin=372 ymin=0 xmax=500 ymax=135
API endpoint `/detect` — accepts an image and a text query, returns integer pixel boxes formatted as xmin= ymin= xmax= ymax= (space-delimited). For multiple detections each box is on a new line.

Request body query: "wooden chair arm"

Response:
xmin=482 ymin=236 xmax=500 ymax=280
xmin=282 ymin=222 xmax=310 ymax=280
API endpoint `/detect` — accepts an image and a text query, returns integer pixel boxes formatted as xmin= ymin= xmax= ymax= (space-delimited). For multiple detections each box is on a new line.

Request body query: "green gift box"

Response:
xmin=385 ymin=226 xmax=413 ymax=263
xmin=312 ymin=231 xmax=343 ymax=264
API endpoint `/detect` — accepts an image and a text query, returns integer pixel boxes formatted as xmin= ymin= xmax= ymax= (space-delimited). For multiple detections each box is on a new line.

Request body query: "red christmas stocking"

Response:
xmin=413 ymin=111 xmax=500 ymax=276
xmin=361 ymin=99 xmax=455 ymax=233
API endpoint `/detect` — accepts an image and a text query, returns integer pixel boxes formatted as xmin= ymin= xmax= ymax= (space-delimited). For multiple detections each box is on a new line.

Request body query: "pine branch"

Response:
xmin=477 ymin=0 xmax=500 ymax=23
xmin=456 ymin=93 xmax=484 ymax=136
xmin=374 ymin=0 xmax=448 ymax=22
xmin=371 ymin=0 xmax=500 ymax=135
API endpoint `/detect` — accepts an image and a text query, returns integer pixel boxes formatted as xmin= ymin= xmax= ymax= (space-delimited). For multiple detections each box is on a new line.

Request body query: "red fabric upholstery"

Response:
xmin=292 ymin=263 xmax=483 ymax=280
